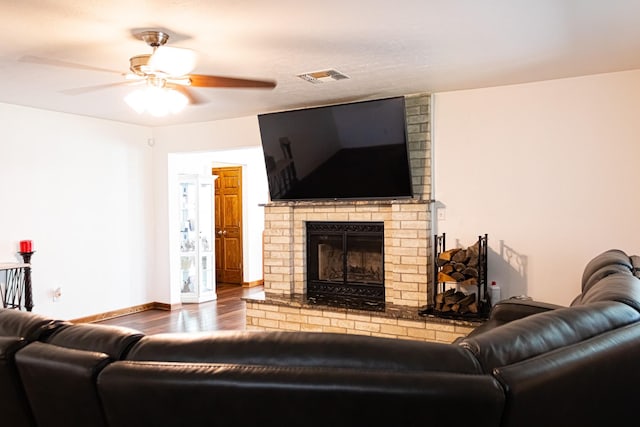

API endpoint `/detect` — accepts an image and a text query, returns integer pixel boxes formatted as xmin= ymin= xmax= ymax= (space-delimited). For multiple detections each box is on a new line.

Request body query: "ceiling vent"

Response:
xmin=297 ymin=69 xmax=350 ymax=84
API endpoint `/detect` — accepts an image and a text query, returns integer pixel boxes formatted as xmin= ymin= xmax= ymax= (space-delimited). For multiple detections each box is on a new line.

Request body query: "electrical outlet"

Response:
xmin=53 ymin=287 xmax=62 ymax=302
xmin=437 ymin=208 xmax=446 ymax=220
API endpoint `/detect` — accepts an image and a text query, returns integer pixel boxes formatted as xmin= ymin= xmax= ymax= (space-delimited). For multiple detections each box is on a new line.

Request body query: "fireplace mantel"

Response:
xmin=262 ymin=198 xmax=434 ymax=208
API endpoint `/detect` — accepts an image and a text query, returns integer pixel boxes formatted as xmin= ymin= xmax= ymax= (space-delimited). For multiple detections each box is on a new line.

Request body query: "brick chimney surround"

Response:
xmin=245 ymin=94 xmax=481 ymax=343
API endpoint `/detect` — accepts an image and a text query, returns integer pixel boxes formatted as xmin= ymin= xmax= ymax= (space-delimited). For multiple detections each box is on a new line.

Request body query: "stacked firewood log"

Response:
xmin=434 ymin=289 xmax=477 ymax=314
xmin=434 ymin=241 xmax=480 ymax=314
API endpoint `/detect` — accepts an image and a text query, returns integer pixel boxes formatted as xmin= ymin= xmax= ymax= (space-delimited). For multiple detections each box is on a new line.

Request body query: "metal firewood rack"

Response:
xmin=429 ymin=233 xmax=489 ymax=319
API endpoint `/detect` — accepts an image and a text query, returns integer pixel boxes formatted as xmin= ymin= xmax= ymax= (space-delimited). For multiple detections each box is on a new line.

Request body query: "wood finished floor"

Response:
xmin=95 ymin=283 xmax=264 ymax=335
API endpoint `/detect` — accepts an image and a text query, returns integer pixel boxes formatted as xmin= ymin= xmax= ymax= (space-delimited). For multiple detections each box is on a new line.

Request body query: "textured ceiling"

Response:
xmin=1 ymin=0 xmax=640 ymax=127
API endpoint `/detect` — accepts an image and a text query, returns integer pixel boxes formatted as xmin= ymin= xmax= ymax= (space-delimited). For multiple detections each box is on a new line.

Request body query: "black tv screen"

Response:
xmin=258 ymin=96 xmax=413 ymax=201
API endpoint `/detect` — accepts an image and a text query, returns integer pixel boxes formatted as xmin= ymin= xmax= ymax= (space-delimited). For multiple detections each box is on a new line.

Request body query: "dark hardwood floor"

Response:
xmin=96 ymin=283 xmax=264 ymax=335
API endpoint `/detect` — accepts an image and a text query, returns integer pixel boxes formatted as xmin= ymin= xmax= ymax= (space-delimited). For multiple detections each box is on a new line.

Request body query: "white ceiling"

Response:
xmin=2 ymin=0 xmax=640 ymax=127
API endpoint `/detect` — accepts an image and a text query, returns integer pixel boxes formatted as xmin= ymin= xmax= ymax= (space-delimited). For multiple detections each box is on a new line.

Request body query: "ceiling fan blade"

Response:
xmin=189 ymin=74 xmax=276 ymax=89
xmin=19 ymin=55 xmax=123 ymax=74
xmin=167 ymin=83 xmax=207 ymax=105
xmin=60 ymin=81 xmax=136 ymax=96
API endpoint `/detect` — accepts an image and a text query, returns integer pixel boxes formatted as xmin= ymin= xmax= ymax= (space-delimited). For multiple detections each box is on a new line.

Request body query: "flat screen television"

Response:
xmin=257 ymin=96 xmax=413 ymax=201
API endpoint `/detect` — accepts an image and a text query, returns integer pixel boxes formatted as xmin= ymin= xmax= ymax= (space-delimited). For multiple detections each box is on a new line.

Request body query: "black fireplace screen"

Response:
xmin=306 ymin=222 xmax=384 ymax=310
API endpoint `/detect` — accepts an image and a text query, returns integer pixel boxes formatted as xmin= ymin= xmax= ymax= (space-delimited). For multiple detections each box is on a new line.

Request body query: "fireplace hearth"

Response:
xmin=306 ymin=221 xmax=385 ymax=311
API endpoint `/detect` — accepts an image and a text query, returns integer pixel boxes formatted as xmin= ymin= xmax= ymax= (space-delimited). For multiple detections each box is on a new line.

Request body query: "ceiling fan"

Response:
xmin=21 ymin=29 xmax=276 ymax=107
xmin=127 ymin=30 xmax=276 ymax=97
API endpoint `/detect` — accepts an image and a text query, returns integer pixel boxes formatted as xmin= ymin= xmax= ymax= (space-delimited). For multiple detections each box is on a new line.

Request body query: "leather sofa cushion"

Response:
xmin=126 ymin=330 xmax=483 ymax=374
xmin=45 ymin=323 xmax=143 ymax=359
xmin=0 ymin=308 xmax=65 ymax=341
xmin=458 ymin=300 xmax=639 ymax=373
xmin=98 ymin=361 xmax=505 ymax=427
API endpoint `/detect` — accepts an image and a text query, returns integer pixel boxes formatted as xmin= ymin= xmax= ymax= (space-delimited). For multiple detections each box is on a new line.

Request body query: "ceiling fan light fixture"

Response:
xmin=149 ymin=46 xmax=197 ymax=77
xmin=165 ymin=88 xmax=189 ymax=113
xmin=124 ymin=86 xmax=188 ymax=117
xmin=124 ymin=89 xmax=146 ymax=114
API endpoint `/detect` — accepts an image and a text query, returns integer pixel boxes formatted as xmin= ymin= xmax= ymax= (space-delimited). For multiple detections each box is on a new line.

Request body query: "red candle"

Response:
xmin=19 ymin=240 xmax=32 ymax=253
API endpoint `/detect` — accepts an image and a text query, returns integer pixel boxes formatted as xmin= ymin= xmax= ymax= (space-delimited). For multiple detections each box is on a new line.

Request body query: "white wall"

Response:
xmin=4 ymin=69 xmax=639 ymax=318
xmin=433 ymin=70 xmax=640 ymax=305
xmin=151 ymin=116 xmax=267 ymax=304
xmin=0 ymin=103 xmax=153 ymax=318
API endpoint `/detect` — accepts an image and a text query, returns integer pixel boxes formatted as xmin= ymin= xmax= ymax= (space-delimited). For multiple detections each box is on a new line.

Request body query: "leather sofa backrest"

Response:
xmin=106 ymin=330 xmax=506 ymax=426
xmin=45 ymin=323 xmax=144 ymax=359
xmin=572 ymin=272 xmax=640 ymax=312
xmin=580 ymin=249 xmax=633 ymax=292
xmin=579 ymin=263 xmax=632 ymax=299
xmin=0 ymin=308 xmax=66 ymax=341
xmin=458 ymin=300 xmax=640 ymax=373
xmin=15 ymin=323 xmax=144 ymax=427
xmin=98 ymin=361 xmax=505 ymax=427
xmin=126 ymin=330 xmax=483 ymax=374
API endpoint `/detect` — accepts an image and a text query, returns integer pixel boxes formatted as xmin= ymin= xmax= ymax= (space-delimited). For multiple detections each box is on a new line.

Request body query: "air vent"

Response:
xmin=297 ymin=69 xmax=350 ymax=84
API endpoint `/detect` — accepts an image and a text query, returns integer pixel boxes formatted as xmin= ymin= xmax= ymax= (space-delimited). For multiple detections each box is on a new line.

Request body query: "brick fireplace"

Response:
xmin=261 ymin=198 xmax=431 ymax=307
xmin=246 ymin=93 xmax=481 ymax=342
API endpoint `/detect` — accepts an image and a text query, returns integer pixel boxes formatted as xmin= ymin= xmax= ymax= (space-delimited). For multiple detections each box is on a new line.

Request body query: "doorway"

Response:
xmin=212 ymin=166 xmax=244 ymax=285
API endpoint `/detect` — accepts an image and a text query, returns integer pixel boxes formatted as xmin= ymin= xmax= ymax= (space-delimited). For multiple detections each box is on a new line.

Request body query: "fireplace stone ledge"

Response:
xmin=262 ymin=198 xmax=436 ymax=208
xmin=244 ymin=292 xmax=483 ymax=343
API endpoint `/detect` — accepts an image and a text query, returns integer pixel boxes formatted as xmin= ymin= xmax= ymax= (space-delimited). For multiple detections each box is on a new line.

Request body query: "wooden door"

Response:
xmin=212 ymin=166 xmax=243 ymax=285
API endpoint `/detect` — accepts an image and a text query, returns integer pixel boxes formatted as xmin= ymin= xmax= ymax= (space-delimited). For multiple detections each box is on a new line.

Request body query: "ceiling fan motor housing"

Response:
xmin=129 ymin=54 xmax=152 ymax=76
xmin=129 ymin=30 xmax=170 ymax=76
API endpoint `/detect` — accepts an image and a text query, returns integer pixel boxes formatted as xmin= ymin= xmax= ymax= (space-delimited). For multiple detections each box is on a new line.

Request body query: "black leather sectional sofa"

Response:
xmin=2 ymin=249 xmax=639 ymax=427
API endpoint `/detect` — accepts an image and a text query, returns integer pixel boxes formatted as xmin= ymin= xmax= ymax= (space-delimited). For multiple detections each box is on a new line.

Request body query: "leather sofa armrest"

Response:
xmin=492 ymin=322 xmax=640 ymax=426
xmin=459 ymin=301 xmax=640 ymax=373
xmin=464 ymin=298 xmax=565 ymax=339
xmin=489 ymin=298 xmax=565 ymax=322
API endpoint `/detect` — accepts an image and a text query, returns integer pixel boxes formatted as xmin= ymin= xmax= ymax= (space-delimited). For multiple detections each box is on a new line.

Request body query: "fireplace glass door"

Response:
xmin=307 ymin=222 xmax=384 ymax=310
